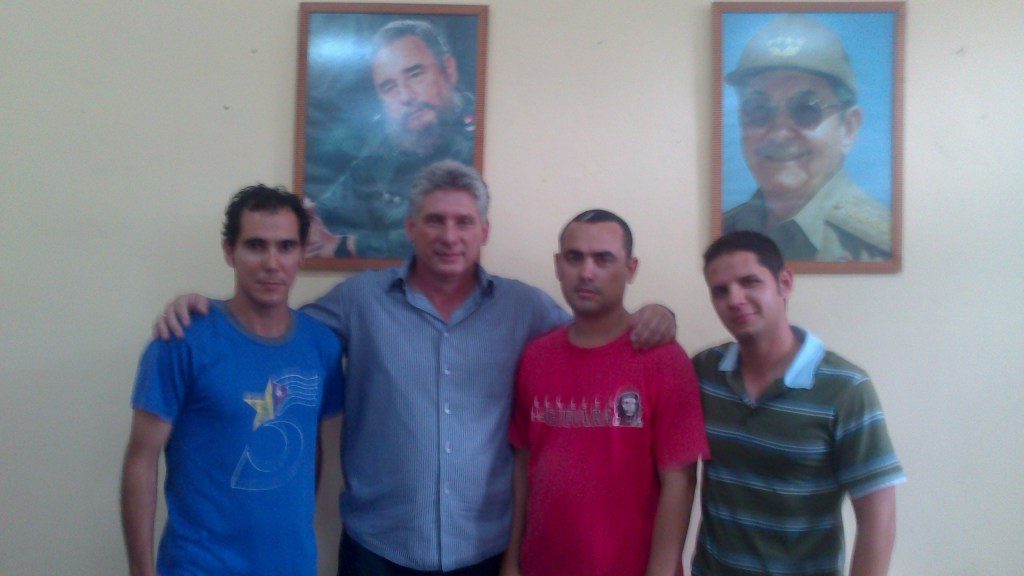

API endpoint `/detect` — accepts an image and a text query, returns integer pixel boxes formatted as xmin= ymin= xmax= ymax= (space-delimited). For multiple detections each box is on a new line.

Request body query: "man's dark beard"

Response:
xmin=389 ymin=94 xmax=464 ymax=157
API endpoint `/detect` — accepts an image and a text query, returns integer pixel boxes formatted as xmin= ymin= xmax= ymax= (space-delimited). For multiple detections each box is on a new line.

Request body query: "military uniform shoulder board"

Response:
xmin=826 ymin=190 xmax=892 ymax=252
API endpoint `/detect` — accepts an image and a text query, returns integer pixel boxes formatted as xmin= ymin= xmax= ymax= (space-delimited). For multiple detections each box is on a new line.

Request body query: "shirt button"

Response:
xmin=445 ymin=442 xmax=453 ymax=454
xmin=444 ymin=403 xmax=451 ymax=414
xmin=443 ymin=367 xmax=451 ymax=375
xmin=444 ymin=487 xmax=451 ymax=495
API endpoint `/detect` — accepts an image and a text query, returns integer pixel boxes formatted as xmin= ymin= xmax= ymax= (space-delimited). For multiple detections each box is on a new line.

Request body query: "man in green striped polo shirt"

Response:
xmin=692 ymin=231 xmax=905 ymax=576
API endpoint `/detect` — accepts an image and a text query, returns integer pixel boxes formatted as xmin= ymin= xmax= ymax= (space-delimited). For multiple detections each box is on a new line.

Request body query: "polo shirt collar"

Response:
xmin=717 ymin=326 xmax=826 ymax=390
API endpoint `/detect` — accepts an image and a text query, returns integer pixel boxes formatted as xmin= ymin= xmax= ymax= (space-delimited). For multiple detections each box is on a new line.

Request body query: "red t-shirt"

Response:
xmin=510 ymin=327 xmax=710 ymax=576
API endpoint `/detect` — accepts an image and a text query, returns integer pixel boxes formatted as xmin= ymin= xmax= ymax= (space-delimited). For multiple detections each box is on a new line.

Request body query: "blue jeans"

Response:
xmin=338 ymin=532 xmax=503 ymax=576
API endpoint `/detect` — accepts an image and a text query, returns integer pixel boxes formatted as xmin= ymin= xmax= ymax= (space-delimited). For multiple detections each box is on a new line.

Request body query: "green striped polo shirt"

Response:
xmin=691 ymin=328 xmax=905 ymax=576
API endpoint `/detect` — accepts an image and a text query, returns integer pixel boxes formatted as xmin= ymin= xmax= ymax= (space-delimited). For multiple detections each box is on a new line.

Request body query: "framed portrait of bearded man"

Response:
xmin=712 ymin=2 xmax=905 ymax=273
xmin=295 ymin=3 xmax=488 ymax=270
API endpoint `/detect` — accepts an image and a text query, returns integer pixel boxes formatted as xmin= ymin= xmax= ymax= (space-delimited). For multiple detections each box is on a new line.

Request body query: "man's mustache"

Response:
xmin=401 ymin=102 xmax=437 ymax=125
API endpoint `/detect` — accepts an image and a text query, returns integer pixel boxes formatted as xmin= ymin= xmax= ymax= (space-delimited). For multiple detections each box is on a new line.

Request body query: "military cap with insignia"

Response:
xmin=726 ymin=14 xmax=857 ymax=96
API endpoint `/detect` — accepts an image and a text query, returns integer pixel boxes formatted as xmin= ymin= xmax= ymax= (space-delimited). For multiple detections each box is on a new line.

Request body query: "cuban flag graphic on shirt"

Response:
xmin=232 ymin=373 xmax=320 ymax=491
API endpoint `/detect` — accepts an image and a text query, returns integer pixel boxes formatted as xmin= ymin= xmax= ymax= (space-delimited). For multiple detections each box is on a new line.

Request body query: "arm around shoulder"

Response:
xmin=629 ymin=304 xmax=678 ymax=350
xmin=152 ymin=293 xmax=210 ymax=340
xmin=299 ymin=276 xmax=359 ymax=337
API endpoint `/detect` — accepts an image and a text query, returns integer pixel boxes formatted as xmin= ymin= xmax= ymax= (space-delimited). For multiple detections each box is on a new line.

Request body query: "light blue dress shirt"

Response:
xmin=302 ymin=261 xmax=569 ymax=571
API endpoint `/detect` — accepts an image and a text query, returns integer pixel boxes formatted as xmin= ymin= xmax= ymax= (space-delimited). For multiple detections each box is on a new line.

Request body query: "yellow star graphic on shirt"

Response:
xmin=243 ymin=379 xmax=276 ymax=430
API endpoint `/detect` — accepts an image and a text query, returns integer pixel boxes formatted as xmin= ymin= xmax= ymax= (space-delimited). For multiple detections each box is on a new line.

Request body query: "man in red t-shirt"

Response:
xmin=501 ymin=210 xmax=710 ymax=576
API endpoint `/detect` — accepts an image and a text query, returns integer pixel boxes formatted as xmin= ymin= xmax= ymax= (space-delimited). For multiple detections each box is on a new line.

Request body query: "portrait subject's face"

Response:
xmin=620 ymin=395 xmax=638 ymax=417
xmin=223 ymin=209 xmax=303 ymax=312
xmin=555 ymin=222 xmax=637 ymax=320
xmin=740 ymin=70 xmax=861 ymax=220
xmin=372 ymin=34 xmax=459 ymax=154
xmin=405 ymin=188 xmax=488 ymax=283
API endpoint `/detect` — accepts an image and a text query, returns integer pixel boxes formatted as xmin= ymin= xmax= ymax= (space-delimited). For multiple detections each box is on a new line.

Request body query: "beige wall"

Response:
xmin=2 ymin=1 xmax=1022 ymax=574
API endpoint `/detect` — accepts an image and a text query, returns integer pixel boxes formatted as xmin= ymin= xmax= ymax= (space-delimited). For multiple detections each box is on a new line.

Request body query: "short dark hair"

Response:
xmin=560 ymin=209 xmax=634 ymax=258
xmin=222 ymin=184 xmax=309 ymax=247
xmin=371 ymin=20 xmax=450 ymax=66
xmin=703 ymin=231 xmax=784 ymax=277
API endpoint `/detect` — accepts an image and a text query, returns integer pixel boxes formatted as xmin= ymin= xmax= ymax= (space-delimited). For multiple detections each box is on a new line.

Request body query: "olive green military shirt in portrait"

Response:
xmin=724 ymin=170 xmax=891 ymax=262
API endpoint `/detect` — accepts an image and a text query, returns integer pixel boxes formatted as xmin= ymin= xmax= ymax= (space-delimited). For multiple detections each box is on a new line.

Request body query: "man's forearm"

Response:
xmin=645 ymin=466 xmax=697 ymax=576
xmin=849 ymin=487 xmax=897 ymax=576
xmin=120 ymin=411 xmax=171 ymax=576
xmin=499 ymin=449 xmax=529 ymax=576
xmin=120 ymin=453 xmax=159 ymax=576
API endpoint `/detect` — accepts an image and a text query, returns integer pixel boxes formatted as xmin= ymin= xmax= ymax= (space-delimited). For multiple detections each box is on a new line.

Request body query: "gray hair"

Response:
xmin=408 ymin=160 xmax=489 ymax=222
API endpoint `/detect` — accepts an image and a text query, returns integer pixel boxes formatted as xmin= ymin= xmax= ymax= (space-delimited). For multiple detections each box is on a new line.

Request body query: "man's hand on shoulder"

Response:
xmin=629 ymin=304 xmax=677 ymax=350
xmin=153 ymin=294 xmax=210 ymax=340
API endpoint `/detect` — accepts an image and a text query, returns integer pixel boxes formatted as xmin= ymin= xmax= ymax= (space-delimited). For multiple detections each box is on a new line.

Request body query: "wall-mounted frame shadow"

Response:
xmin=712 ymin=2 xmax=904 ymax=273
xmin=295 ymin=3 xmax=488 ymax=270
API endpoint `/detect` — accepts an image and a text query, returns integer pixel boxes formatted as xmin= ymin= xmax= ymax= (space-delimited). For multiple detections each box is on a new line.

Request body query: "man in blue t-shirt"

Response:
xmin=120 ymin=185 xmax=344 ymax=576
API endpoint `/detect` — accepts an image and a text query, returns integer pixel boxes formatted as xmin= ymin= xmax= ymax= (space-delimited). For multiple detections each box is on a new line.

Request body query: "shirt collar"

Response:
xmin=717 ymin=326 xmax=826 ymax=389
xmin=389 ymin=258 xmax=496 ymax=296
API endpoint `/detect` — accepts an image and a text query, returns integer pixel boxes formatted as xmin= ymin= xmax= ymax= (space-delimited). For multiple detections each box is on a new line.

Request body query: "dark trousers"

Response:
xmin=338 ymin=532 xmax=503 ymax=576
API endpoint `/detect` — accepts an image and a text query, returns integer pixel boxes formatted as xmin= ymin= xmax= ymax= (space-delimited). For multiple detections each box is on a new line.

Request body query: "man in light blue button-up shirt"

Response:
xmin=306 ymin=254 xmax=568 ymax=574
xmin=155 ymin=161 xmax=675 ymax=575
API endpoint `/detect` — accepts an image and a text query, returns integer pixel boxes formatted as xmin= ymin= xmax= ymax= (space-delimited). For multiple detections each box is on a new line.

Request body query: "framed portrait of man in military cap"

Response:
xmin=712 ymin=2 xmax=905 ymax=273
xmin=294 ymin=3 xmax=488 ymax=270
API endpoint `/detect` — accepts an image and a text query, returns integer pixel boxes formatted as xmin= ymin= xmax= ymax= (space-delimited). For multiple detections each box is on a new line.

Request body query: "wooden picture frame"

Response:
xmin=712 ymin=2 xmax=904 ymax=273
xmin=294 ymin=3 xmax=488 ymax=270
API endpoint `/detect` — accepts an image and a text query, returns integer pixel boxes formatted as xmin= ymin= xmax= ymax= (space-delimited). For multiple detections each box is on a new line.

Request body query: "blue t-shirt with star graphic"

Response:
xmin=131 ymin=301 xmax=343 ymax=575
